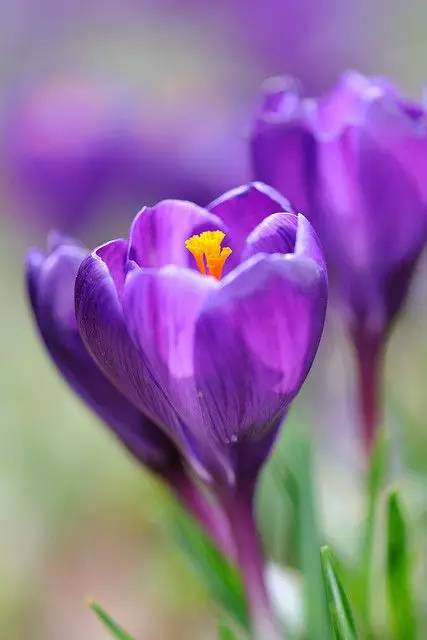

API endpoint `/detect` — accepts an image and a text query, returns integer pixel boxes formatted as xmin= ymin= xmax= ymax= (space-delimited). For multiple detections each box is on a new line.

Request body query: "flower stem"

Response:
xmin=170 ymin=472 xmax=235 ymax=559
xmin=222 ymin=488 xmax=281 ymax=640
xmin=353 ymin=333 xmax=383 ymax=458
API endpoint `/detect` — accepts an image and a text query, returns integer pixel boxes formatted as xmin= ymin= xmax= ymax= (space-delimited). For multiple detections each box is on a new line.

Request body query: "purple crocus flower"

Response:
xmin=252 ymin=72 xmax=427 ymax=453
xmin=26 ymin=233 xmax=233 ymax=557
xmin=74 ymin=182 xmax=327 ymax=637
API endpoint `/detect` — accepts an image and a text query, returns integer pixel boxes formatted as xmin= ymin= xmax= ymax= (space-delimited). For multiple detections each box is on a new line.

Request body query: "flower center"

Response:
xmin=185 ymin=230 xmax=232 ymax=279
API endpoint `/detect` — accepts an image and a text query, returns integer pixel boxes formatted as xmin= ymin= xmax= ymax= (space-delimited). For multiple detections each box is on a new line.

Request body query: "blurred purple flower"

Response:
xmin=6 ymin=78 xmax=134 ymax=233
xmin=251 ymin=72 xmax=427 ymax=452
xmin=223 ymin=0 xmax=371 ymax=90
xmin=141 ymin=0 xmax=372 ymax=91
xmin=124 ymin=90 xmax=247 ymax=206
xmin=5 ymin=75 xmax=246 ymax=236
xmin=26 ymin=233 xmax=233 ymax=556
xmin=74 ymin=181 xmax=327 ymax=636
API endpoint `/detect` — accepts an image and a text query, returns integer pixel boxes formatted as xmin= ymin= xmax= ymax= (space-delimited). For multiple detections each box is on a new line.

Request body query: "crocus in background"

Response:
xmin=71 ymin=182 xmax=327 ymax=638
xmin=26 ymin=233 xmax=233 ymax=558
xmin=5 ymin=77 xmax=135 ymax=234
xmin=222 ymin=0 xmax=372 ymax=91
xmin=123 ymin=90 xmax=247 ymax=206
xmin=251 ymin=71 xmax=427 ymax=455
xmin=4 ymin=75 xmax=247 ymax=237
xmin=141 ymin=0 xmax=374 ymax=92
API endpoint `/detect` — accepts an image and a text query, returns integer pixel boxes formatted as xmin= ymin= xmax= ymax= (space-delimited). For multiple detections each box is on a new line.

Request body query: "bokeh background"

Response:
xmin=1 ymin=1 xmax=427 ymax=638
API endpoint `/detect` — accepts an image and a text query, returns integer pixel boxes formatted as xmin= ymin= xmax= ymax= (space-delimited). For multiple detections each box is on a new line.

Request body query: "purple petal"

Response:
xmin=96 ymin=238 xmax=128 ymax=298
xmin=208 ymin=182 xmax=292 ymax=269
xmin=242 ymin=212 xmax=326 ymax=278
xmin=194 ymin=254 xmax=327 ymax=451
xmin=27 ymin=240 xmax=177 ymax=470
xmin=124 ymin=266 xmax=217 ymax=379
xmin=252 ymin=73 xmax=427 ymax=337
xmin=128 ymin=200 xmax=225 ymax=270
xmin=254 ymin=76 xmax=302 ymax=118
xmin=75 ymin=249 xmax=185 ymax=444
xmin=363 ymin=92 xmax=427 ymax=202
xmin=311 ymin=75 xmax=427 ymax=283
xmin=312 ymin=71 xmax=381 ymax=137
xmin=122 ymin=252 xmax=326 ymax=486
xmin=242 ymin=213 xmax=298 ymax=261
xmin=47 ymin=230 xmax=85 ymax=253
xmin=251 ymin=116 xmax=317 ymax=217
xmin=318 ymin=120 xmax=427 ymax=331
xmin=27 ymin=249 xmax=45 ymax=309
xmin=294 ymin=212 xmax=326 ymax=273
xmin=123 ymin=266 xmax=232 ymax=484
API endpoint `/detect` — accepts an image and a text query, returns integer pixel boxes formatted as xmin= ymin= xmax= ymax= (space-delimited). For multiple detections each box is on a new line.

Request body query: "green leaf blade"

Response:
xmin=168 ymin=504 xmax=249 ymax=632
xmin=217 ymin=619 xmax=240 ymax=640
xmin=276 ymin=423 xmax=332 ymax=640
xmin=321 ymin=546 xmax=357 ymax=640
xmin=90 ymin=601 xmax=135 ymax=640
xmin=387 ymin=491 xmax=416 ymax=640
xmin=358 ymin=429 xmax=387 ymax=633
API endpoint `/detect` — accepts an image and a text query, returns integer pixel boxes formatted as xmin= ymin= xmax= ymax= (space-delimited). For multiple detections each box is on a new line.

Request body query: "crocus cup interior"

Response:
xmin=95 ymin=202 xmax=300 ymax=291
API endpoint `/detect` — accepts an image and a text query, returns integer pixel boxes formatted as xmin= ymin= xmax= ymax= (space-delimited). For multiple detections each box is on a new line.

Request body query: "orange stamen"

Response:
xmin=185 ymin=230 xmax=232 ymax=279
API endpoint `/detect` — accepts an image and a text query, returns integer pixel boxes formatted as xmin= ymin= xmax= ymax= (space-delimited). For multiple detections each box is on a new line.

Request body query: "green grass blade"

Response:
xmin=89 ymin=601 xmax=135 ymax=640
xmin=217 ymin=619 xmax=240 ymax=639
xmin=277 ymin=423 xmax=331 ymax=640
xmin=168 ymin=504 xmax=249 ymax=631
xmin=387 ymin=491 xmax=416 ymax=640
xmin=359 ymin=429 xmax=387 ymax=631
xmin=321 ymin=546 xmax=357 ymax=640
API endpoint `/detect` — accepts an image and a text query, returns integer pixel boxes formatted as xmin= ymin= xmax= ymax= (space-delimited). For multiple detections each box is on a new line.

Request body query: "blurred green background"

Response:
xmin=1 ymin=2 xmax=427 ymax=638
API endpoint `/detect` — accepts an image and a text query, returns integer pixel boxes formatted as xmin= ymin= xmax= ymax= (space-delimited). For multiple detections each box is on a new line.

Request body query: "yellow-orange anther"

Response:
xmin=185 ymin=230 xmax=232 ymax=279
